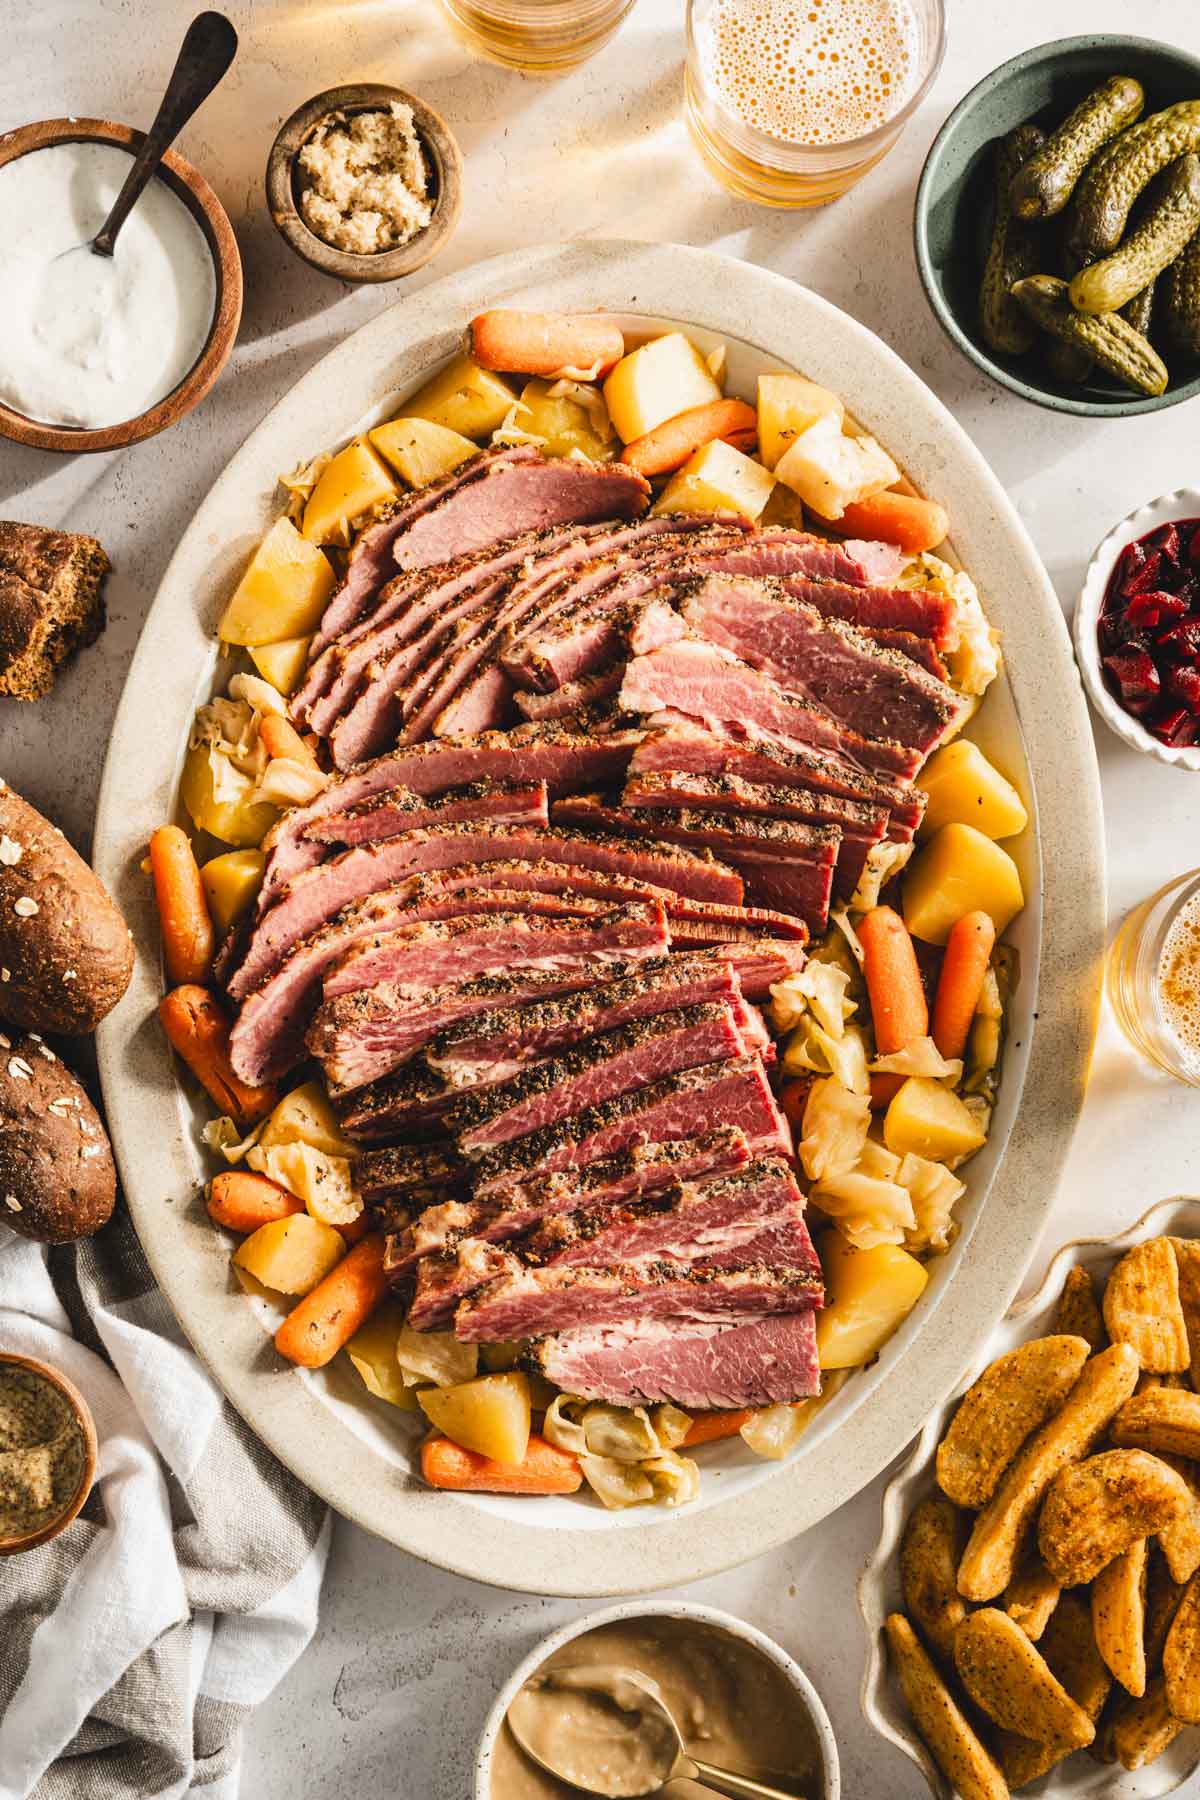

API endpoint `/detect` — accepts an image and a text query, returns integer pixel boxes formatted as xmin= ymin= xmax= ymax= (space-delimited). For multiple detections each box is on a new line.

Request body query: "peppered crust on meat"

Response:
xmin=0 ymin=522 xmax=109 ymax=701
xmin=0 ymin=1033 xmax=115 ymax=1242
xmin=0 ymin=787 xmax=133 ymax=1035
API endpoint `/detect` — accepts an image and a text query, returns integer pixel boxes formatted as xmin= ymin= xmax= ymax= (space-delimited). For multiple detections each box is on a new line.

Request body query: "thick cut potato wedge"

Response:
xmin=257 ymin=1080 xmax=357 ymax=1159
xmin=302 ymin=440 xmax=396 ymax=546
xmin=899 ymin=1494 xmax=968 ymax=1660
xmin=1111 ymin=1678 xmax=1185 ymax=1770
xmin=954 ymin=1607 xmax=1095 ymax=1750
xmin=233 ymin=1213 xmax=345 ymax=1295
xmin=1155 ymin=1453 xmax=1200 ymax=1584
xmin=200 ymin=848 xmax=265 ymax=934
xmin=368 ymin=416 xmax=478 ymax=486
xmin=1004 ymin=1546 xmax=1061 ymax=1641
xmin=1038 ymin=1449 xmax=1191 ymax=1588
xmin=218 ymin=517 xmax=335 ymax=646
xmin=994 ymin=1589 xmax=1111 ymax=1787
xmin=179 ymin=741 xmax=278 ymax=848
xmin=652 ymin=438 xmax=775 ymax=521
xmin=937 ymin=1335 xmax=1091 ymax=1510
xmin=917 ymin=741 xmax=1029 ymax=842
xmin=1112 ymin=1387 xmax=1200 ymax=1460
xmin=1055 ymin=1265 xmax=1107 ymax=1351
xmin=345 ymin=1301 xmax=418 ymax=1408
xmin=814 ymin=1233 xmax=928 ymax=1370
xmin=884 ymin=1614 xmax=1009 ymax=1800
xmin=756 ymin=373 xmax=844 ymax=470
xmin=603 ymin=332 xmax=722 ymax=442
xmin=1169 ymin=1237 xmax=1200 ymax=1391
xmin=418 ymin=1371 xmax=532 ymax=1466
xmin=1164 ymin=1568 xmax=1200 ymax=1722
xmin=884 ymin=1077 xmax=988 ymax=1164
xmin=903 ymin=823 xmax=1025 ymax=946
xmin=404 ymin=353 xmax=517 ymax=438
xmin=250 ymin=634 xmax=313 ymax=697
xmin=774 ymin=413 xmax=899 ymax=520
xmin=957 ymin=1344 xmax=1140 ymax=1602
xmin=1093 ymin=1537 xmax=1149 ymax=1696
xmin=1104 ymin=1238 xmax=1190 ymax=1373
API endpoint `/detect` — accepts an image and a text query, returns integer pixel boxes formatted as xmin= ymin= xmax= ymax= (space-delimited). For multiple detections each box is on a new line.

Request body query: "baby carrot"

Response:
xmin=274 ymin=1233 xmax=389 ymax=1368
xmin=259 ymin=713 xmax=318 ymax=768
xmin=149 ymin=825 xmax=215 ymax=985
xmin=620 ymin=399 xmax=758 ymax=478
xmin=682 ymin=1409 xmax=752 ymax=1448
xmin=159 ymin=985 xmax=279 ymax=1126
xmin=931 ymin=911 xmax=997 ymax=1062
xmin=420 ymin=1433 xmax=583 ymax=1495
xmin=466 ymin=310 xmax=625 ymax=381
xmin=208 ymin=1170 xmax=304 ymax=1234
xmin=836 ymin=490 xmax=950 ymax=555
xmin=858 ymin=906 xmax=929 ymax=1106
xmin=337 ymin=1209 xmax=373 ymax=1246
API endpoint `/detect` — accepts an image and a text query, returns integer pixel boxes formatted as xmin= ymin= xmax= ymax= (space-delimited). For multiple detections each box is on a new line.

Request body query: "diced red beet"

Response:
xmin=1156 ymin=622 xmax=1200 ymax=663
xmin=1103 ymin=649 xmax=1161 ymax=702
xmin=1190 ymin=530 xmax=1200 ymax=572
xmin=1126 ymin=592 xmax=1188 ymax=630
xmin=1123 ymin=550 xmax=1164 ymax=597
xmin=1168 ymin=665 xmax=1200 ymax=708
xmin=1154 ymin=707 xmax=1200 ymax=746
xmin=1148 ymin=523 xmax=1182 ymax=563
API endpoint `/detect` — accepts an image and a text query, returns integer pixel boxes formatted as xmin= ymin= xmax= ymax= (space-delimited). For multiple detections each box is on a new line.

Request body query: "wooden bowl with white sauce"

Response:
xmin=0 ymin=117 xmax=242 ymax=456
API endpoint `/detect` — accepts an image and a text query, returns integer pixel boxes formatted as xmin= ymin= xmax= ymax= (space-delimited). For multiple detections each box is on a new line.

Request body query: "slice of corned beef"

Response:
xmin=681 ymin=574 xmax=964 ymax=753
xmin=356 ymin=1141 xmax=468 ymax=1218
xmin=504 ymin=595 xmax=685 ymax=693
xmin=448 ymin=1003 xmax=747 ymax=1157
xmin=322 ymin=901 xmax=668 ymax=999
xmin=689 ymin=535 xmax=955 ymax=645
xmin=470 ymin=1054 xmax=790 ymax=1197
xmin=529 ymin=1309 xmax=821 ymax=1408
xmin=310 ymin=447 xmax=538 ymax=652
xmin=514 ymin=667 xmax=625 ymax=720
xmin=859 ymin=629 xmax=949 ymax=681
xmin=392 ymin=456 xmax=651 ymax=572
xmin=452 ymin=1249 xmax=821 ymax=1341
xmin=619 ymin=637 xmax=922 ymax=779
xmin=306 ymin=779 xmax=548 ymax=847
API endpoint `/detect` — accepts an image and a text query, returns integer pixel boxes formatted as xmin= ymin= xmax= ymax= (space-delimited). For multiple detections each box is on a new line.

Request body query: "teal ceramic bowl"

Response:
xmin=914 ymin=35 xmax=1200 ymax=416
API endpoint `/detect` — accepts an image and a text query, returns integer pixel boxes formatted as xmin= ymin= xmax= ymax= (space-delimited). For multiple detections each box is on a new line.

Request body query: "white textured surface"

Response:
xmin=3 ymin=1 xmax=1200 ymax=1795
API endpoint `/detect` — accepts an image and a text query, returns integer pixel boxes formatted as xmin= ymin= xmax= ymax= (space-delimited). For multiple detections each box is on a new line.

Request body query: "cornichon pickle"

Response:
xmin=1011 ymin=75 xmax=1144 ymax=220
xmin=979 ymin=124 xmax=1046 ymax=355
xmin=1010 ymin=274 xmax=1169 ymax=395
xmin=1069 ymin=154 xmax=1200 ymax=314
xmin=1161 ymin=228 xmax=1200 ymax=355
xmin=1045 ymin=338 xmax=1094 ymax=384
xmin=1068 ymin=99 xmax=1200 ymax=258
xmin=1122 ymin=278 xmax=1156 ymax=337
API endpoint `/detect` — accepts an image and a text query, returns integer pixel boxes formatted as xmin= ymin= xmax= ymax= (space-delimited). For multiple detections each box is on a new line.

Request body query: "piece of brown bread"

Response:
xmin=0 ymin=522 xmax=109 ymax=701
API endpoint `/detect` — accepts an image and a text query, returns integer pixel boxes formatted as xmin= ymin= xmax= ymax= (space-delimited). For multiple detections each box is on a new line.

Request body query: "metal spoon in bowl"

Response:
xmin=507 ymin=1665 xmax=804 ymax=1800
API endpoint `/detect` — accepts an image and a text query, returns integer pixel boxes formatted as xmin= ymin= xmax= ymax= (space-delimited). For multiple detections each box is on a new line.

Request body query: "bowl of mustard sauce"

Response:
xmin=477 ymin=1600 xmax=840 ymax=1800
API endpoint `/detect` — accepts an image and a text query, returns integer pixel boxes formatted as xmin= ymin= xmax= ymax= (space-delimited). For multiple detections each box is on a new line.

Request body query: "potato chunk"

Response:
xmin=218 ymin=517 xmax=335 ymax=647
xmin=301 ymin=440 xmax=397 ymax=545
xmin=369 ymin=416 xmax=478 ymax=486
xmin=1104 ymin=1238 xmax=1190 ymax=1373
xmin=1038 ymin=1449 xmax=1191 ymax=1588
xmin=200 ymin=849 xmax=265 ymax=934
xmin=1093 ymin=1538 xmax=1149 ymax=1696
xmin=903 ymin=823 xmax=1025 ymax=946
xmin=257 ymin=1080 xmax=357 ymax=1159
xmin=404 ymin=353 xmax=517 ymax=438
xmin=936 ymin=1335 xmax=1091 ymax=1509
xmin=774 ymin=412 xmax=899 ymax=520
xmin=756 ymin=373 xmax=843 ymax=470
xmin=954 ymin=1607 xmax=1095 ymax=1750
xmin=652 ymin=438 xmax=775 ymax=521
xmin=918 ymin=740 xmax=1029 ymax=842
xmin=884 ymin=1614 xmax=1008 ymax=1800
xmin=345 ymin=1301 xmax=418 ymax=1408
xmin=249 ymin=634 xmax=313 ymax=696
xmin=418 ymin=1371 xmax=532 ymax=1465
xmin=900 ymin=1494 xmax=968 ymax=1660
xmin=814 ymin=1232 xmax=928 ymax=1370
xmin=884 ymin=1077 xmax=988 ymax=1163
xmin=233 ymin=1213 xmax=345 ymax=1295
xmin=603 ymin=333 xmax=722 ymax=442
xmin=179 ymin=740 xmax=278 ymax=848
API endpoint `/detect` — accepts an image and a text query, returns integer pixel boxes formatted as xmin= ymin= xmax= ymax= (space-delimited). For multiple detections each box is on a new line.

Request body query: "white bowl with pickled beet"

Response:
xmin=476 ymin=1600 xmax=840 ymax=1800
xmin=1076 ymin=489 xmax=1200 ymax=772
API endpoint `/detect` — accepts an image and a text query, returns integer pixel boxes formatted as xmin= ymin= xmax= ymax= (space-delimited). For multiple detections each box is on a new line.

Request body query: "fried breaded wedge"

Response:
xmin=1153 ymin=1453 xmax=1200 ymax=1585
xmin=1003 ymin=1544 xmax=1060 ymax=1641
xmin=1055 ymin=1264 xmax=1107 ymax=1351
xmin=1038 ymin=1449 xmax=1191 ymax=1588
xmin=953 ymin=1608 xmax=1095 ymax=1750
xmin=937 ymin=1336 xmax=1091 ymax=1510
xmin=884 ymin=1613 xmax=1010 ymax=1800
xmin=1111 ymin=1386 xmax=1200 ymax=1460
xmin=957 ymin=1344 xmax=1140 ymax=1602
xmin=1170 ymin=1237 xmax=1200 ymax=1391
xmin=1145 ymin=1548 xmax=1186 ymax=1674
xmin=1092 ymin=1537 xmax=1148 ymax=1696
xmin=1164 ymin=1568 xmax=1200 ymax=1724
xmin=1103 ymin=1239 xmax=1189 ymax=1373
xmin=900 ymin=1494 xmax=969 ymax=1661
xmin=1111 ymin=1678 xmax=1184 ymax=1771
xmin=992 ymin=1591 xmax=1111 ymax=1788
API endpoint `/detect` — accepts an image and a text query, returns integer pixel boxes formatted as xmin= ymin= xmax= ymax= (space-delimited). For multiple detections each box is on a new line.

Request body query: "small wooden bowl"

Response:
xmin=0 ymin=1352 xmax=98 ymax=1555
xmin=0 ymin=119 xmax=242 ymax=456
xmin=266 ymin=84 xmax=463 ymax=285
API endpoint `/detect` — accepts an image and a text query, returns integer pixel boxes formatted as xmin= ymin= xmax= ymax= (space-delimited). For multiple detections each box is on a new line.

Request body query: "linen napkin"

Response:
xmin=0 ymin=1210 xmax=330 ymax=1800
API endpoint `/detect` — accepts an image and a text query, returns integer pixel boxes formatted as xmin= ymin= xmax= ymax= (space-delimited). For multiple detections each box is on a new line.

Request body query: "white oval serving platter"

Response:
xmin=93 ymin=239 xmax=1105 ymax=1595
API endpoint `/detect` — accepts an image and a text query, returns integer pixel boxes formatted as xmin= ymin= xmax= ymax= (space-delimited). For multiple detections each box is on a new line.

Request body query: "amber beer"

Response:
xmin=686 ymin=0 xmax=946 ymax=207
xmin=1110 ymin=869 xmax=1200 ymax=1086
xmin=439 ymin=0 xmax=637 ymax=70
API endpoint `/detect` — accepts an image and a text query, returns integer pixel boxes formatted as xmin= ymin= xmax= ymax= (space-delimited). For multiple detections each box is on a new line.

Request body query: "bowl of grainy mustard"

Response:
xmin=266 ymin=82 xmax=463 ymax=284
xmin=0 ymin=1353 xmax=97 ymax=1555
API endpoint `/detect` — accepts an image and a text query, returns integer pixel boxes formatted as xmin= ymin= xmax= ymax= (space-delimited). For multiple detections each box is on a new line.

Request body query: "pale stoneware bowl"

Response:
xmin=859 ymin=1196 xmax=1200 ymax=1798
xmin=0 ymin=1353 xmax=97 ymax=1556
xmin=473 ymin=1599 xmax=841 ymax=1800
xmin=92 ymin=239 xmax=1105 ymax=1595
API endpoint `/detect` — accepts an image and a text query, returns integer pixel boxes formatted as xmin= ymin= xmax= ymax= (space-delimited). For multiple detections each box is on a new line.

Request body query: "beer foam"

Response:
xmin=696 ymin=0 xmax=920 ymax=147
xmin=1159 ymin=890 xmax=1200 ymax=1072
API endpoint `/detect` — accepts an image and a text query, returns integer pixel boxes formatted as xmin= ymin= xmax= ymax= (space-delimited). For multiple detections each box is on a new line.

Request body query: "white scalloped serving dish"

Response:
xmin=859 ymin=1196 xmax=1200 ymax=1798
